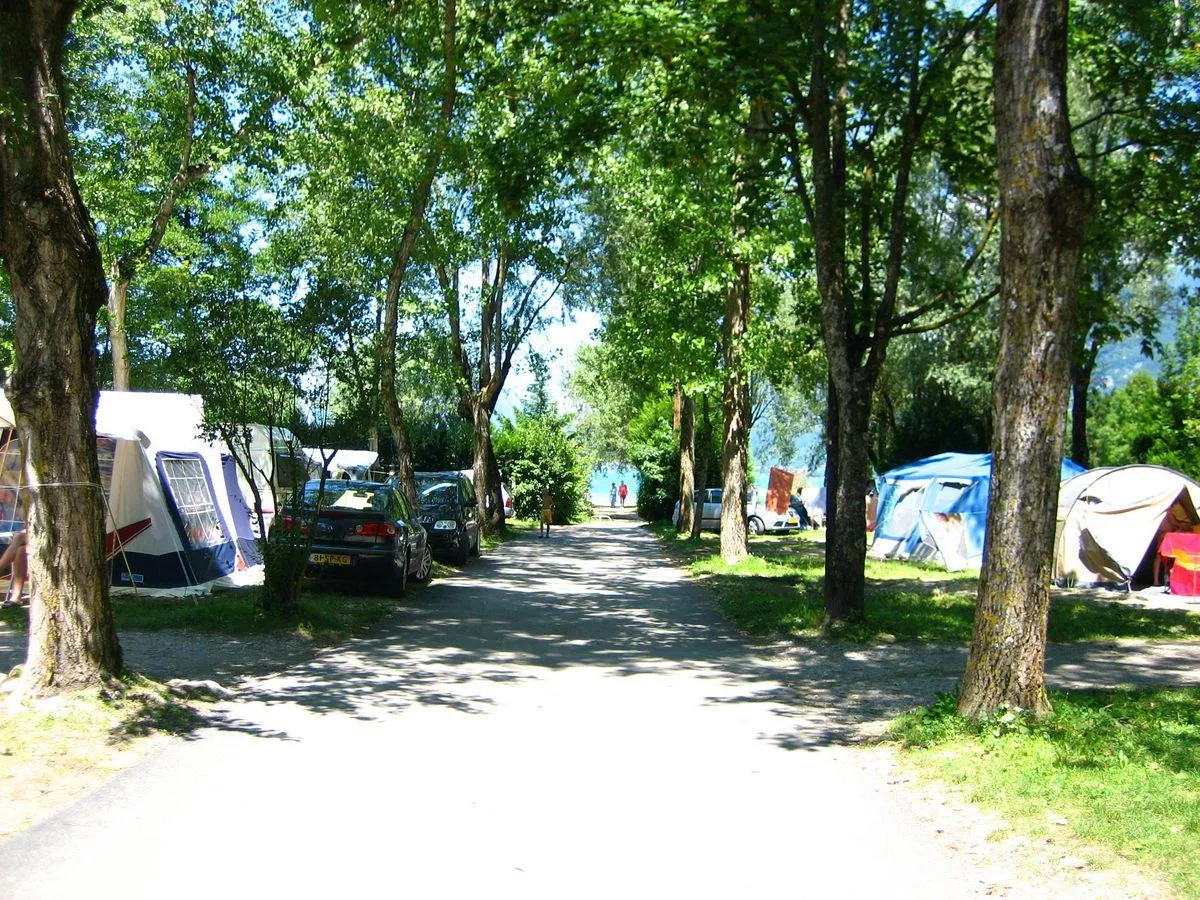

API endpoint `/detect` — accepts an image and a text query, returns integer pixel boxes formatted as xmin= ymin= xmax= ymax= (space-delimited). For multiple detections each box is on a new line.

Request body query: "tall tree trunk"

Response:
xmin=1069 ymin=361 xmax=1090 ymax=469
xmin=677 ymin=392 xmax=695 ymax=534
xmin=469 ymin=399 xmax=503 ymax=532
xmin=720 ymin=258 xmax=750 ymax=564
xmin=691 ymin=397 xmax=712 ymax=539
xmin=380 ymin=268 xmax=418 ymax=510
xmin=0 ymin=0 xmax=123 ymax=693
xmin=1069 ymin=343 xmax=1098 ymax=468
xmin=377 ymin=0 xmax=456 ymax=511
xmin=108 ymin=275 xmax=133 ymax=390
xmin=823 ymin=377 xmax=870 ymax=623
xmin=105 ymin=64 xmax=208 ymax=391
xmin=720 ymin=99 xmax=767 ymax=565
xmin=959 ymin=0 xmax=1093 ymax=719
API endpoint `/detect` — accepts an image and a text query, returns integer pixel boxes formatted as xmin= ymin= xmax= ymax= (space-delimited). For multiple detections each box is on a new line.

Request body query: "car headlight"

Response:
xmin=433 ymin=520 xmax=458 ymax=531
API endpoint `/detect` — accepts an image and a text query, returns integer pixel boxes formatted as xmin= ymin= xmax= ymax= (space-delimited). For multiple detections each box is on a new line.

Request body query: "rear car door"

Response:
xmin=703 ymin=489 xmax=723 ymax=529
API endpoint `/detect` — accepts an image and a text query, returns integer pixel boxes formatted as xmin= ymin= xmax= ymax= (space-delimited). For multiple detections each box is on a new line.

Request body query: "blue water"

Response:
xmin=589 ymin=464 xmax=640 ymax=503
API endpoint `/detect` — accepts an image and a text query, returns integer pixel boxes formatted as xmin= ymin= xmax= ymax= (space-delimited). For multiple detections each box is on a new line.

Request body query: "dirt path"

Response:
xmin=0 ymin=518 xmax=1194 ymax=898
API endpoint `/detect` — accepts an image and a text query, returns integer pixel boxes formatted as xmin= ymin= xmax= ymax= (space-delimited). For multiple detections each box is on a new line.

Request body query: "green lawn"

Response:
xmin=1 ymin=584 xmax=404 ymax=644
xmin=889 ymin=689 xmax=1200 ymax=896
xmin=650 ymin=523 xmax=1200 ymax=643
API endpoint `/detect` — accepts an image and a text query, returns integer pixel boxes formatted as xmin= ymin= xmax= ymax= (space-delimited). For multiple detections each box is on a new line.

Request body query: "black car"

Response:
xmin=413 ymin=471 xmax=482 ymax=565
xmin=295 ymin=479 xmax=431 ymax=596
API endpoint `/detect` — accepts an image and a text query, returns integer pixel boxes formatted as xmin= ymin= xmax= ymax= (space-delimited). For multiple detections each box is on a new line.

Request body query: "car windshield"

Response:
xmin=416 ymin=476 xmax=459 ymax=506
xmin=303 ymin=482 xmax=391 ymax=513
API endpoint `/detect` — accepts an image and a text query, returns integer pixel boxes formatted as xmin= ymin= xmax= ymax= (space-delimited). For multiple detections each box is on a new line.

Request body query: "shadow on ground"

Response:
xmin=7 ymin=519 xmax=1200 ymax=752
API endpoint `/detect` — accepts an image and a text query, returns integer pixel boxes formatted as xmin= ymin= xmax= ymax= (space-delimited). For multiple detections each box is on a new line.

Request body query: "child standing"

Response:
xmin=540 ymin=488 xmax=555 ymax=537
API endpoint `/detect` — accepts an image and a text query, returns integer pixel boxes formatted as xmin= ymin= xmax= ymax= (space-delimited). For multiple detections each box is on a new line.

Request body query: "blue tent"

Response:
xmin=870 ymin=452 xmax=1086 ymax=570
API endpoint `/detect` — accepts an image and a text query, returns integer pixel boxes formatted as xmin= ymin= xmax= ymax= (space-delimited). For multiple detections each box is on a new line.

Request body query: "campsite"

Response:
xmin=2 ymin=0 xmax=1200 ymax=896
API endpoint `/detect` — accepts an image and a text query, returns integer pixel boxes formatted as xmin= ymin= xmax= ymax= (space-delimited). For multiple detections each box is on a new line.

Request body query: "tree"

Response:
xmin=493 ymin=406 xmax=592 ymax=525
xmin=67 ymin=0 xmax=295 ymax=390
xmin=958 ymin=0 xmax=1094 ymax=718
xmin=0 ymin=0 xmax=122 ymax=693
xmin=1065 ymin=0 xmax=1200 ymax=465
xmin=777 ymin=0 xmax=998 ymax=623
xmin=425 ymin=19 xmax=605 ymax=534
xmin=872 ymin=308 xmax=996 ymax=471
xmin=584 ymin=140 xmax=726 ymax=537
xmin=1089 ymin=294 xmax=1200 ymax=479
xmin=376 ymin=0 xmax=458 ymax=511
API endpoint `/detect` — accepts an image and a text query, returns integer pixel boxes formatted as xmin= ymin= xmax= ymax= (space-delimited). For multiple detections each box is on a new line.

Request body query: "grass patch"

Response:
xmin=109 ymin=587 xmax=398 ymax=644
xmin=483 ymin=517 xmax=539 ymax=550
xmin=888 ymin=689 xmax=1200 ymax=895
xmin=0 ymin=675 xmax=203 ymax=840
xmin=648 ymin=521 xmax=1200 ymax=643
xmin=1 ymin=583 xmax=416 ymax=643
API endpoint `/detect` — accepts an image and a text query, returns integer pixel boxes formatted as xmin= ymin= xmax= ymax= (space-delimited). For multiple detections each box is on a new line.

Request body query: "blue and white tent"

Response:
xmin=870 ymin=452 xmax=1085 ymax=571
xmin=1 ymin=390 xmax=264 ymax=597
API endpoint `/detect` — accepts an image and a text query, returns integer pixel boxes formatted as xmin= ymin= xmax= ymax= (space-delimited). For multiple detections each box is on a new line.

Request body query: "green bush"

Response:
xmin=493 ymin=410 xmax=592 ymax=523
xmin=259 ymin=498 xmax=314 ymax=615
xmin=626 ymin=397 xmax=679 ymax=521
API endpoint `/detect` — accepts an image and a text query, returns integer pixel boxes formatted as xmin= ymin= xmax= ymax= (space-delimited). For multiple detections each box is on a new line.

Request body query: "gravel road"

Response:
xmin=0 ymin=517 xmax=1194 ymax=899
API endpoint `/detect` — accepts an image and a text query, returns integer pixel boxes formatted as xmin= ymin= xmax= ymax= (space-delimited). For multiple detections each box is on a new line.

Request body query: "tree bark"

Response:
xmin=959 ymin=0 xmax=1093 ymax=719
xmin=108 ymin=275 xmax=132 ymax=390
xmin=720 ymin=257 xmax=750 ymax=564
xmin=691 ymin=396 xmax=712 ymax=539
xmin=468 ymin=398 xmax=503 ymax=532
xmin=380 ymin=257 xmax=419 ymax=509
xmin=823 ymin=378 xmax=870 ymax=623
xmin=677 ymin=392 xmax=695 ymax=533
xmin=719 ymin=98 xmax=768 ymax=565
xmin=0 ymin=0 xmax=123 ymax=693
xmin=1069 ymin=345 xmax=1097 ymax=468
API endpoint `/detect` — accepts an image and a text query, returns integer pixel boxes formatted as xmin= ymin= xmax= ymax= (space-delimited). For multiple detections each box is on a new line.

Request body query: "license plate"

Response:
xmin=309 ymin=553 xmax=352 ymax=566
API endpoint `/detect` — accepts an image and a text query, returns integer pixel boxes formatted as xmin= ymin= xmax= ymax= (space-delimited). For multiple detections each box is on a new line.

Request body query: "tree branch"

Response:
xmin=891 ymin=285 xmax=998 ymax=336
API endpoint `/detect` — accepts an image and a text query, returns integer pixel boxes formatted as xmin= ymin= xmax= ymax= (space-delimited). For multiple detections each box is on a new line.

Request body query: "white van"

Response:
xmin=672 ymin=488 xmax=801 ymax=534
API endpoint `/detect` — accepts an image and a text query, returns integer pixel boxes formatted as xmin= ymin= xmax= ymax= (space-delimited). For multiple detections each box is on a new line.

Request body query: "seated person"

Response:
xmin=0 ymin=530 xmax=28 ymax=607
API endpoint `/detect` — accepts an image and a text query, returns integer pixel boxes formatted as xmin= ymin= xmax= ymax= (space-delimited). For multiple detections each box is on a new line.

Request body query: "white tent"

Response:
xmin=1054 ymin=465 xmax=1200 ymax=588
xmin=302 ymin=447 xmax=379 ymax=481
xmin=1 ymin=390 xmax=264 ymax=596
xmin=224 ymin=423 xmax=306 ymax=536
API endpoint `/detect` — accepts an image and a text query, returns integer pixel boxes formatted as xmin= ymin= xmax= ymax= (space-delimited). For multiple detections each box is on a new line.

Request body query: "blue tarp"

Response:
xmin=872 ymin=452 xmax=1086 ymax=570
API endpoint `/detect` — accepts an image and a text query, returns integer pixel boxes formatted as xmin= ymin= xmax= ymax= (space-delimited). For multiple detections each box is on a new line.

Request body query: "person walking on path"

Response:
xmin=609 ymin=484 xmax=618 ymax=508
xmin=540 ymin=488 xmax=555 ymax=537
xmin=618 ymin=481 xmax=628 ymax=507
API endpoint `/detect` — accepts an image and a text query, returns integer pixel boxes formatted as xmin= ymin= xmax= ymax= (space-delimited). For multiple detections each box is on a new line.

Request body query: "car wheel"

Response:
xmin=412 ymin=543 xmax=433 ymax=583
xmin=748 ymin=516 xmax=765 ymax=536
xmin=469 ymin=528 xmax=481 ymax=557
xmin=387 ymin=549 xmax=408 ymax=598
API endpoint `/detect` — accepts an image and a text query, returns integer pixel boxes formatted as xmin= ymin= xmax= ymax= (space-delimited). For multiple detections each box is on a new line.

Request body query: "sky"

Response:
xmin=493 ymin=308 xmax=602 ymax=419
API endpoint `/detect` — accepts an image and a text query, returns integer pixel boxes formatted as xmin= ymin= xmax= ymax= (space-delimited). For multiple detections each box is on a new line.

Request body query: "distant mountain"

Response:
xmin=1093 ymin=305 xmax=1180 ymax=391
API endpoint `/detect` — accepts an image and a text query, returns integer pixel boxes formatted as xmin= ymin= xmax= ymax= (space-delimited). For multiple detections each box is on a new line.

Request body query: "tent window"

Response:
xmin=889 ymin=487 xmax=924 ymax=536
xmin=96 ymin=437 xmax=116 ymax=494
xmin=161 ymin=456 xmax=227 ymax=549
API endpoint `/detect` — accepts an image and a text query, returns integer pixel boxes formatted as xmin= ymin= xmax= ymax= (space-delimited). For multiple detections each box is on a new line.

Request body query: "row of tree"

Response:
xmin=0 ymin=0 xmax=1197 ymax=716
xmin=0 ymin=0 xmax=610 ymax=694
xmin=568 ymin=0 xmax=1198 ymax=717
